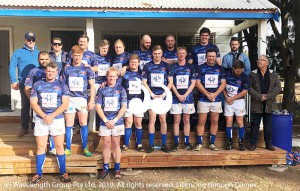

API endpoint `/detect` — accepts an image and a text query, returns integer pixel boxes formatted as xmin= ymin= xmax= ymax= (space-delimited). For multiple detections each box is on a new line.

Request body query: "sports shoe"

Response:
xmin=114 ymin=170 xmax=121 ymax=179
xmin=146 ymin=145 xmax=154 ymax=153
xmin=183 ymin=143 xmax=193 ymax=151
xmin=30 ymin=174 xmax=43 ymax=184
xmin=239 ymin=142 xmax=246 ymax=151
xmin=97 ymin=170 xmax=109 ymax=180
xmin=121 ymin=145 xmax=129 ymax=152
xmin=193 ymin=144 xmax=203 ymax=151
xmin=136 ymin=144 xmax=144 ymax=152
xmin=225 ymin=141 xmax=233 ymax=150
xmin=65 ymin=149 xmax=72 ymax=156
xmin=209 ymin=144 xmax=218 ymax=151
xmin=49 ymin=148 xmax=57 ymax=156
xmin=82 ymin=147 xmax=92 ymax=157
xmin=171 ymin=143 xmax=178 ymax=152
xmin=18 ymin=129 xmax=28 ymax=137
xmin=60 ymin=173 xmax=71 ymax=183
xmin=249 ymin=145 xmax=256 ymax=151
xmin=266 ymin=145 xmax=276 ymax=151
xmin=161 ymin=144 xmax=170 ymax=153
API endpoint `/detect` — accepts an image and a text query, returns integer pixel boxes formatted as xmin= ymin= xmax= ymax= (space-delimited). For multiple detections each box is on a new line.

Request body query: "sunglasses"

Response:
xmin=26 ymin=38 xmax=35 ymax=42
xmin=52 ymin=43 xmax=62 ymax=46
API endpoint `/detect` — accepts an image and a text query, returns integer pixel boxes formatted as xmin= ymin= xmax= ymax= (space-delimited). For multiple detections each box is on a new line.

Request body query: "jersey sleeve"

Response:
xmin=61 ymin=82 xmax=70 ymax=96
xmin=120 ymin=86 xmax=127 ymax=105
xmin=24 ymin=69 xmax=35 ymax=87
xmin=87 ymin=68 xmax=95 ymax=80
xmin=30 ymin=82 xmax=38 ymax=98
xmin=214 ymin=45 xmax=221 ymax=58
xmin=142 ymin=63 xmax=149 ymax=79
xmin=95 ymin=88 xmax=103 ymax=105
xmin=190 ymin=64 xmax=197 ymax=80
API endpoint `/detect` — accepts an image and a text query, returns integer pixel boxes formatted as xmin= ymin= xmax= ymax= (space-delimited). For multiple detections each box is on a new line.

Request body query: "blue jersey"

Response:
xmin=31 ymin=79 xmax=70 ymax=119
xmin=142 ymin=61 xmax=173 ymax=95
xmin=63 ymin=63 xmax=94 ymax=99
xmin=121 ymin=69 xmax=143 ymax=103
xmin=197 ymin=63 xmax=226 ymax=102
xmin=68 ymin=50 xmax=98 ymax=67
xmin=112 ymin=52 xmax=131 ymax=84
xmin=188 ymin=43 xmax=221 ymax=66
xmin=172 ymin=63 xmax=197 ymax=104
xmin=163 ymin=49 xmax=178 ymax=63
xmin=96 ymin=83 xmax=127 ymax=126
xmin=24 ymin=67 xmax=45 ymax=88
xmin=225 ymin=69 xmax=250 ymax=97
xmin=95 ymin=53 xmax=112 ymax=84
xmin=132 ymin=49 xmax=152 ymax=70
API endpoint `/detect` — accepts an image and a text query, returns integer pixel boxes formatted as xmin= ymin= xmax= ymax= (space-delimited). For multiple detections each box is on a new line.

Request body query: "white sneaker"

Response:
xmin=193 ymin=144 xmax=203 ymax=151
xmin=49 ymin=148 xmax=57 ymax=155
xmin=209 ymin=144 xmax=218 ymax=151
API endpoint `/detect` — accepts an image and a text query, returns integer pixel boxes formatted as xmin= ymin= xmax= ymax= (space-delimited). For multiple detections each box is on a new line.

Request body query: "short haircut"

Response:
xmin=71 ymin=45 xmax=84 ymax=54
xmin=46 ymin=62 xmax=58 ymax=69
xmin=230 ymin=37 xmax=240 ymax=44
xmin=114 ymin=39 xmax=125 ymax=47
xmin=200 ymin=27 xmax=211 ymax=36
xmin=152 ymin=45 xmax=163 ymax=52
xmin=129 ymin=54 xmax=140 ymax=62
xmin=206 ymin=48 xmax=217 ymax=55
xmin=52 ymin=37 xmax=62 ymax=43
xmin=38 ymin=51 xmax=49 ymax=58
xmin=260 ymin=54 xmax=269 ymax=63
xmin=79 ymin=34 xmax=89 ymax=42
xmin=233 ymin=60 xmax=245 ymax=69
xmin=165 ymin=34 xmax=175 ymax=40
xmin=99 ymin=39 xmax=110 ymax=47
xmin=106 ymin=67 xmax=119 ymax=76
xmin=177 ymin=46 xmax=187 ymax=53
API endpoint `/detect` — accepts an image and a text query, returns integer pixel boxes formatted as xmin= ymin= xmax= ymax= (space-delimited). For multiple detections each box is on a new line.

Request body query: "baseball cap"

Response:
xmin=24 ymin=31 xmax=36 ymax=40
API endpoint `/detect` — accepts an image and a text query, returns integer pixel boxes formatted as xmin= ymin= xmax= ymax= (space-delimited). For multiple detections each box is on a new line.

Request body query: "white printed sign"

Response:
xmin=104 ymin=97 xmax=118 ymax=111
xmin=226 ymin=84 xmax=239 ymax=97
xmin=204 ymin=74 xmax=218 ymax=88
xmin=150 ymin=73 xmax=164 ymax=87
xmin=41 ymin=93 xmax=57 ymax=108
xmin=197 ymin=53 xmax=206 ymax=65
xmin=129 ymin=81 xmax=141 ymax=94
xmin=69 ymin=77 xmax=84 ymax=91
xmin=98 ymin=65 xmax=110 ymax=76
xmin=176 ymin=75 xmax=189 ymax=89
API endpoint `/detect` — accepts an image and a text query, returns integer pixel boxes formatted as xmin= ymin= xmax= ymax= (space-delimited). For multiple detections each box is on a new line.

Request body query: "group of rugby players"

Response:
xmin=21 ymin=27 xmax=254 ymax=183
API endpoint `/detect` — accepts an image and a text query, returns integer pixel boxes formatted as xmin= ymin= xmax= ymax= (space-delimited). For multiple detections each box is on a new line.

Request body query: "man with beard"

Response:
xmin=162 ymin=35 xmax=178 ymax=65
xmin=222 ymin=37 xmax=251 ymax=76
xmin=133 ymin=34 xmax=152 ymax=70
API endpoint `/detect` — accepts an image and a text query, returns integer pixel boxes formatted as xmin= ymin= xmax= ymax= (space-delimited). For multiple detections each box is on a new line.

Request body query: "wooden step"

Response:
xmin=0 ymin=142 xmax=94 ymax=156
xmin=95 ymin=131 xmax=266 ymax=152
xmin=0 ymin=116 xmax=21 ymax=123
xmin=0 ymin=154 xmax=99 ymax=174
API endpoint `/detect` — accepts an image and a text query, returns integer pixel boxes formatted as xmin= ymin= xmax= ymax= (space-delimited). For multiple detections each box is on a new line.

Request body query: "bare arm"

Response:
xmin=24 ymin=86 xmax=31 ymax=99
xmin=88 ymin=79 xmax=95 ymax=110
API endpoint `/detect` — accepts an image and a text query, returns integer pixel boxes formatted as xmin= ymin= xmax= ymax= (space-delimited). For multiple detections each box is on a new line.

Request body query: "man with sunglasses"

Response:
xmin=49 ymin=37 xmax=68 ymax=74
xmin=222 ymin=37 xmax=251 ymax=76
xmin=9 ymin=31 xmax=40 ymax=137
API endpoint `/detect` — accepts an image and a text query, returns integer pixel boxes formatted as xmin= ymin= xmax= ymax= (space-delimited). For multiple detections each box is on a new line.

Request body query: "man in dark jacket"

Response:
xmin=49 ymin=37 xmax=68 ymax=73
xmin=248 ymin=55 xmax=281 ymax=151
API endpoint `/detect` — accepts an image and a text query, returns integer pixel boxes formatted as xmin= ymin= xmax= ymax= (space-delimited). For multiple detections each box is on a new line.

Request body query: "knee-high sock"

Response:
xmin=56 ymin=154 xmax=66 ymax=174
xmin=238 ymin=127 xmax=245 ymax=140
xmin=124 ymin=127 xmax=132 ymax=147
xmin=226 ymin=127 xmax=233 ymax=139
xmin=36 ymin=153 xmax=46 ymax=176
xmin=80 ymin=125 xmax=89 ymax=149
xmin=149 ymin=133 xmax=155 ymax=146
xmin=66 ymin=127 xmax=73 ymax=150
xmin=49 ymin=136 xmax=55 ymax=151
xmin=135 ymin=128 xmax=143 ymax=145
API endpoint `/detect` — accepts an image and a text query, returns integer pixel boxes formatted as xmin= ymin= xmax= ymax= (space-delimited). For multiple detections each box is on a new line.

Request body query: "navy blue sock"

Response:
xmin=239 ymin=127 xmax=245 ymax=140
xmin=66 ymin=126 xmax=73 ymax=150
xmin=115 ymin=163 xmax=120 ymax=171
xmin=124 ymin=128 xmax=132 ymax=147
xmin=226 ymin=127 xmax=233 ymax=139
xmin=135 ymin=128 xmax=143 ymax=145
xmin=36 ymin=153 xmax=46 ymax=176
xmin=80 ymin=125 xmax=89 ymax=149
xmin=174 ymin=135 xmax=179 ymax=144
xmin=161 ymin=134 xmax=167 ymax=145
xmin=103 ymin=163 xmax=109 ymax=172
xmin=49 ymin=136 xmax=55 ymax=151
xmin=184 ymin=136 xmax=189 ymax=144
xmin=197 ymin=136 xmax=203 ymax=144
xmin=56 ymin=154 xmax=66 ymax=174
xmin=210 ymin=134 xmax=216 ymax=144
xmin=149 ymin=133 xmax=155 ymax=146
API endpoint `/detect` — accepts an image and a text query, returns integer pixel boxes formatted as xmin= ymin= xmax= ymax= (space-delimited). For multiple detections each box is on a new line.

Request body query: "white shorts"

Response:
xmin=197 ymin=101 xmax=223 ymax=113
xmin=224 ymin=99 xmax=246 ymax=116
xmin=34 ymin=117 xmax=65 ymax=136
xmin=170 ymin=103 xmax=195 ymax=114
xmin=99 ymin=125 xmax=125 ymax=136
xmin=124 ymin=109 xmax=144 ymax=118
xmin=65 ymin=97 xmax=88 ymax=113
